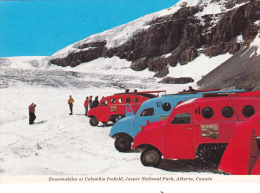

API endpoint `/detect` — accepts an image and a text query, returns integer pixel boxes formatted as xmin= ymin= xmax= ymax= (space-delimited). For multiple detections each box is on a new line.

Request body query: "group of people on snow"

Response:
xmin=28 ymin=87 xmax=195 ymax=124
xmin=68 ymin=95 xmax=100 ymax=116
xmin=83 ymin=96 xmax=99 ymax=115
xmin=28 ymin=95 xmax=101 ymax=125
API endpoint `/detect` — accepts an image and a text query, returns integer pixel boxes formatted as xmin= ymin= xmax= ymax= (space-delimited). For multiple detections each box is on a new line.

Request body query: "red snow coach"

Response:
xmin=87 ymin=90 xmax=165 ymax=126
xmin=218 ymin=112 xmax=260 ymax=175
xmin=132 ymin=91 xmax=260 ymax=167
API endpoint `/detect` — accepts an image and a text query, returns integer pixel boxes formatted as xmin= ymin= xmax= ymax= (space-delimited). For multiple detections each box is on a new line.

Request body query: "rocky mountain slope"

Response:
xmin=48 ymin=0 xmax=259 ymax=90
xmin=198 ymin=34 xmax=260 ymax=91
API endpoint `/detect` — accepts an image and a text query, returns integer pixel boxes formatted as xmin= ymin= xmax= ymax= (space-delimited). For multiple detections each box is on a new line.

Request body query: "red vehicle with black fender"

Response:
xmin=218 ymin=112 xmax=260 ymax=175
xmin=87 ymin=90 xmax=165 ymax=126
xmin=132 ymin=91 xmax=260 ymax=167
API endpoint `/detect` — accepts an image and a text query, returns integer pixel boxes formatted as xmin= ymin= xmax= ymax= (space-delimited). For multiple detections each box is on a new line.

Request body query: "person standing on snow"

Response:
xmin=188 ymin=86 xmax=195 ymax=92
xmin=29 ymin=103 xmax=36 ymax=124
xmin=89 ymin=96 xmax=93 ymax=109
xmin=92 ymin=96 xmax=99 ymax=108
xmin=84 ymin=96 xmax=89 ymax=116
xmin=68 ymin=95 xmax=74 ymax=115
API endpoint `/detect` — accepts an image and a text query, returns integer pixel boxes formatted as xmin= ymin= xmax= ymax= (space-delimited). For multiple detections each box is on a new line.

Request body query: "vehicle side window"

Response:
xmin=111 ymin=98 xmax=115 ymax=103
xmin=163 ymin=102 xmax=171 ymax=111
xmin=134 ymin=98 xmax=138 ymax=102
xmin=202 ymin=107 xmax=214 ymax=119
xmin=171 ymin=113 xmax=191 ymax=124
xmin=222 ymin=106 xmax=234 ymax=118
xmin=140 ymin=108 xmax=154 ymax=117
xmin=126 ymin=97 xmax=130 ymax=103
xmin=118 ymin=98 xmax=123 ymax=103
xmin=242 ymin=105 xmax=255 ymax=117
xmin=100 ymin=101 xmax=107 ymax=106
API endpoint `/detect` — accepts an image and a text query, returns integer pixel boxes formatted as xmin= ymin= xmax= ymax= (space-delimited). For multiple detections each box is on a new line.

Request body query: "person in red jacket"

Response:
xmin=29 ymin=103 xmax=36 ymax=124
xmin=84 ymin=96 xmax=89 ymax=116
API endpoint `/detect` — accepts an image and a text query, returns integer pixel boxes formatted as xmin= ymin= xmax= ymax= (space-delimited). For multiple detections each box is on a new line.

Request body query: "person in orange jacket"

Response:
xmin=84 ymin=96 xmax=89 ymax=116
xmin=29 ymin=103 xmax=36 ymax=124
xmin=68 ymin=95 xmax=74 ymax=115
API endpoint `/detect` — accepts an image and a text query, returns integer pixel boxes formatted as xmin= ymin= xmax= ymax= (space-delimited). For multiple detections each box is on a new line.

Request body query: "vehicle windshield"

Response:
xmin=140 ymin=107 xmax=154 ymax=117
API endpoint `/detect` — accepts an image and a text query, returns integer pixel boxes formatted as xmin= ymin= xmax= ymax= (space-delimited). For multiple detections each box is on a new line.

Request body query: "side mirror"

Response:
xmin=146 ymin=120 xmax=150 ymax=125
xmin=140 ymin=126 xmax=144 ymax=131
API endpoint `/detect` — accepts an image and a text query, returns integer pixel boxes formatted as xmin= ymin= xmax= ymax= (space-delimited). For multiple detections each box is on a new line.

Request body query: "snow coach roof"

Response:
xmin=177 ymin=88 xmax=221 ymax=94
xmin=114 ymin=90 xmax=166 ymax=98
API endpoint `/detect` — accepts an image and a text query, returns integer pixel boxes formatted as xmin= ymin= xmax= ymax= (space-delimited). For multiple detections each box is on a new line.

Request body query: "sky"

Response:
xmin=0 ymin=0 xmax=180 ymax=57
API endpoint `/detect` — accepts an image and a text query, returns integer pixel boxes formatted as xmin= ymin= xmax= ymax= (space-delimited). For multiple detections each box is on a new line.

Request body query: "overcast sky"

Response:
xmin=0 ymin=0 xmax=179 ymax=57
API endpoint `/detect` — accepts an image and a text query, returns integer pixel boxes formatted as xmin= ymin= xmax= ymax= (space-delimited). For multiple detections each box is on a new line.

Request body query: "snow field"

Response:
xmin=0 ymin=84 xmax=177 ymax=175
xmin=0 ymin=51 xmax=236 ymax=175
xmin=1 ymin=82 xmax=222 ymax=175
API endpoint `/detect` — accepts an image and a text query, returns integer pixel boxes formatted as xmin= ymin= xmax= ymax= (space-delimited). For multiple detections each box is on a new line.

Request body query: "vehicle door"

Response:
xmin=133 ymin=106 xmax=156 ymax=137
xmin=162 ymin=111 xmax=195 ymax=159
xmin=99 ymin=100 xmax=109 ymax=121
xmin=125 ymin=103 xmax=134 ymax=117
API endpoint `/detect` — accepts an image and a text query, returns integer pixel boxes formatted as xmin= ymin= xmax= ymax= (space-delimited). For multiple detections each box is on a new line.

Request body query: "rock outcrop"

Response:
xmin=154 ymin=67 xmax=169 ymax=78
xmin=159 ymin=77 xmax=194 ymax=84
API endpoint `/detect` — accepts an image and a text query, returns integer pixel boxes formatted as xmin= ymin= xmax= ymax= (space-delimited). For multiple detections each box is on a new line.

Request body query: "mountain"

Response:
xmin=31 ymin=0 xmax=256 ymax=90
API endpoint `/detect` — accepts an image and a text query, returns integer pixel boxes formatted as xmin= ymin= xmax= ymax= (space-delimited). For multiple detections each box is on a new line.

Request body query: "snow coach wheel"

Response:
xmin=141 ymin=148 xmax=161 ymax=167
xmin=201 ymin=149 xmax=214 ymax=161
xmin=111 ymin=118 xmax=117 ymax=124
xmin=114 ymin=137 xmax=132 ymax=152
xmin=89 ymin=117 xmax=99 ymax=126
xmin=102 ymin=122 xmax=107 ymax=125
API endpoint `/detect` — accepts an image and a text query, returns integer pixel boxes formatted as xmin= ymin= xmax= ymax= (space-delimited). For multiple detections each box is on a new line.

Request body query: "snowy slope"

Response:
xmin=0 ymin=56 xmax=49 ymax=69
xmin=1 ymin=52 xmax=233 ymax=90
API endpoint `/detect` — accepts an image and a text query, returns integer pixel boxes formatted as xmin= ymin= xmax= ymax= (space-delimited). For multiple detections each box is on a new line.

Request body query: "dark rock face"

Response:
xmin=203 ymin=1 xmax=260 ymax=56
xmin=154 ymin=67 xmax=169 ymax=78
xmin=130 ymin=59 xmax=148 ymax=71
xmin=197 ymin=46 xmax=260 ymax=91
xmin=225 ymin=0 xmax=252 ymax=9
xmin=148 ymin=57 xmax=168 ymax=72
xmin=50 ymin=1 xmax=260 ymax=74
xmin=159 ymin=77 xmax=194 ymax=84
xmin=51 ymin=41 xmax=107 ymax=67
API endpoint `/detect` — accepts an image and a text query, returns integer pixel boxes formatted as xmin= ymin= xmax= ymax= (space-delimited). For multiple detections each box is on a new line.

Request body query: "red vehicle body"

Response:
xmin=87 ymin=90 xmax=165 ymax=126
xmin=132 ymin=91 xmax=260 ymax=167
xmin=218 ymin=112 xmax=260 ymax=175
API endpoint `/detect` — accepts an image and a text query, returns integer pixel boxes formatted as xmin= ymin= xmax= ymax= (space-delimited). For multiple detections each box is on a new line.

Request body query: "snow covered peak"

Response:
xmin=178 ymin=0 xmax=211 ymax=7
xmin=51 ymin=0 xmax=215 ymax=59
xmin=51 ymin=0 xmax=251 ymax=59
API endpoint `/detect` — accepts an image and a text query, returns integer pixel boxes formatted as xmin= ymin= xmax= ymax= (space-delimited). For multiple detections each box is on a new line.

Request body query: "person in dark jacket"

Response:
xmin=89 ymin=96 xmax=93 ymax=109
xmin=92 ymin=96 xmax=99 ymax=108
xmin=188 ymin=86 xmax=195 ymax=92
xmin=29 ymin=103 xmax=36 ymax=124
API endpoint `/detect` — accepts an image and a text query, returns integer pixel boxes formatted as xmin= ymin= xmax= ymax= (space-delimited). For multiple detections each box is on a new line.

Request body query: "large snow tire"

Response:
xmin=111 ymin=118 xmax=117 ymax=124
xmin=89 ymin=117 xmax=99 ymax=126
xmin=141 ymin=148 xmax=161 ymax=167
xmin=114 ymin=137 xmax=132 ymax=152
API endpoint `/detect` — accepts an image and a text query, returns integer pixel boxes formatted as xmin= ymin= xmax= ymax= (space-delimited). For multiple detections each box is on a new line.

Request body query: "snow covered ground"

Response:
xmin=0 ymin=53 xmax=235 ymax=176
